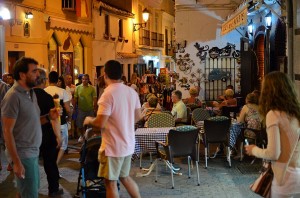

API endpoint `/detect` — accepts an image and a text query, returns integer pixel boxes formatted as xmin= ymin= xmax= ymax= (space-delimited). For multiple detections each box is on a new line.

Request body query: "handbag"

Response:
xmin=250 ymin=132 xmax=300 ymax=197
xmin=250 ymin=161 xmax=273 ymax=198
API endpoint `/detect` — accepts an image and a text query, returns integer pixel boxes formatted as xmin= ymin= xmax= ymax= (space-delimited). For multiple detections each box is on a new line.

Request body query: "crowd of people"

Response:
xmin=1 ymin=56 xmax=300 ymax=197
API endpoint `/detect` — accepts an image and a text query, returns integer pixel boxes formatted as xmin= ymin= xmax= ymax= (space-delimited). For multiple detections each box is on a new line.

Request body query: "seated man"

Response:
xmin=171 ymin=90 xmax=187 ymax=123
xmin=142 ymin=96 xmax=162 ymax=127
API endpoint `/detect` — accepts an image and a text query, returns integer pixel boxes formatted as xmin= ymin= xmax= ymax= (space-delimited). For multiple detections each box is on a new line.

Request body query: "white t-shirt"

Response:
xmin=44 ymin=85 xmax=71 ymax=103
xmin=97 ymin=83 xmax=141 ymax=157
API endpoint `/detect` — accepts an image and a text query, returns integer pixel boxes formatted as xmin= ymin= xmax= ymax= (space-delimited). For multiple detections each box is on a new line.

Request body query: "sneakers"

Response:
xmin=48 ymin=188 xmax=64 ymax=197
xmin=7 ymin=163 xmax=13 ymax=171
xmin=78 ymin=136 xmax=84 ymax=143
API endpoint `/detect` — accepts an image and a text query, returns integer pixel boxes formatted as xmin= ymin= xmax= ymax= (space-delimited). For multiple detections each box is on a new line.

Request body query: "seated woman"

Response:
xmin=234 ymin=93 xmax=262 ymax=159
xmin=142 ymin=96 xmax=162 ymax=127
xmin=141 ymin=93 xmax=161 ymax=112
xmin=183 ymin=87 xmax=202 ymax=109
xmin=212 ymin=89 xmax=237 ymax=115
xmin=237 ymin=93 xmax=262 ymax=139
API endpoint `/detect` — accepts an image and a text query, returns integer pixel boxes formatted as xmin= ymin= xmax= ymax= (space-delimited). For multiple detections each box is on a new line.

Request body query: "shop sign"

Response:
xmin=221 ymin=7 xmax=248 ymax=36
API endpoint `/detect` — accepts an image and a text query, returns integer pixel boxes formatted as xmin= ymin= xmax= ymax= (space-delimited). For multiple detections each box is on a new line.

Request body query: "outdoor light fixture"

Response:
xmin=25 ymin=11 xmax=33 ymax=19
xmin=133 ymin=8 xmax=149 ymax=32
xmin=0 ymin=6 xmax=11 ymax=20
xmin=247 ymin=19 xmax=253 ymax=36
xmin=265 ymin=10 xmax=272 ymax=29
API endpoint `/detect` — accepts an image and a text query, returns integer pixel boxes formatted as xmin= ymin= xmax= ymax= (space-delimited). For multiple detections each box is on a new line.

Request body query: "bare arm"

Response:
xmin=93 ymin=97 xmax=98 ymax=111
xmin=84 ymin=114 xmax=109 ymax=129
xmin=63 ymin=101 xmax=72 ymax=119
xmin=2 ymin=117 xmax=25 ymax=179
xmin=135 ymin=108 xmax=143 ymax=123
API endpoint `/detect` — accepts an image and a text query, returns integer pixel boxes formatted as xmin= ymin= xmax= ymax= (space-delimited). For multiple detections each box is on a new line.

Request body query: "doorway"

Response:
xmin=8 ymin=51 xmax=25 ymax=74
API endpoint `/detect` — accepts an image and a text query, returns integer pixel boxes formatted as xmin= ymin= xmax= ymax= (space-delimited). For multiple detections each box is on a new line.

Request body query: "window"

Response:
xmin=119 ymin=19 xmax=123 ymax=38
xmin=104 ymin=14 xmax=110 ymax=36
xmin=62 ymin=0 xmax=76 ymax=10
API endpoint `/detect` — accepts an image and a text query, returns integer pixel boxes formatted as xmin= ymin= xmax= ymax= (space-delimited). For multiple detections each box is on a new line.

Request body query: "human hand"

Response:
xmin=244 ymin=145 xmax=256 ymax=156
xmin=56 ymin=137 xmax=62 ymax=149
xmin=83 ymin=117 xmax=93 ymax=126
xmin=14 ymin=161 xmax=25 ymax=179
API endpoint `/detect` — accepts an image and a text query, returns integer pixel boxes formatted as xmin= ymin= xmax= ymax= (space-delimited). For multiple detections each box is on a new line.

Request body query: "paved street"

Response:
xmin=1 ymin=141 xmax=261 ymax=198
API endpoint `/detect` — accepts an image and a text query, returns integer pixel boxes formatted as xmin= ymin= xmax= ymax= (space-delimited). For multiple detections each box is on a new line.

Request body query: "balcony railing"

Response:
xmin=139 ymin=29 xmax=164 ymax=48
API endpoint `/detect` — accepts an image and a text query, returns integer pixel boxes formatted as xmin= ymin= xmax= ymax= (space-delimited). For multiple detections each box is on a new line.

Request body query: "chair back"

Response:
xmin=167 ymin=128 xmax=199 ymax=160
xmin=148 ymin=113 xmax=175 ymax=128
xmin=204 ymin=118 xmax=231 ymax=143
xmin=192 ymin=108 xmax=210 ymax=123
xmin=222 ymin=106 xmax=239 ymax=118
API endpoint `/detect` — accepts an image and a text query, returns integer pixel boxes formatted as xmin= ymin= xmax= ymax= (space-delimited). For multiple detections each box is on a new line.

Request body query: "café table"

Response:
xmin=134 ymin=127 xmax=174 ymax=177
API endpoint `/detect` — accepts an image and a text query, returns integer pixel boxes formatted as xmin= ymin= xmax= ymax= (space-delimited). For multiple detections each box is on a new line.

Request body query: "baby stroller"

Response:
xmin=74 ymin=136 xmax=106 ymax=198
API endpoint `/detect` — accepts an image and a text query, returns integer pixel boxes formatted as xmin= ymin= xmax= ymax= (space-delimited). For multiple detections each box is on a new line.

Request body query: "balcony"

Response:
xmin=139 ymin=29 xmax=164 ymax=48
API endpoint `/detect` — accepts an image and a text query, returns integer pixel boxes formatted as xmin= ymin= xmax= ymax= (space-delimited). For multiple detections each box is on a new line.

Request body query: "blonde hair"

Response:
xmin=224 ymin=89 xmax=234 ymax=98
xmin=189 ymin=87 xmax=198 ymax=96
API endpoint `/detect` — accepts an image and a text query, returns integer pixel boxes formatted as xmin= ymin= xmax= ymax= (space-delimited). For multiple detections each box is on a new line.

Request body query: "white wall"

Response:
xmin=175 ymin=2 xmax=242 ymax=99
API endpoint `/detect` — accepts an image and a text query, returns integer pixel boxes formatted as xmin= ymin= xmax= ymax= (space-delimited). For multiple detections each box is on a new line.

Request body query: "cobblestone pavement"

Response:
xmin=1 ymin=141 xmax=261 ymax=198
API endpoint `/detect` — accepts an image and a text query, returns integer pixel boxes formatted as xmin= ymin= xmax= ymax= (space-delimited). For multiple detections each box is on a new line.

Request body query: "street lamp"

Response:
xmin=265 ymin=11 xmax=272 ymax=29
xmin=0 ymin=6 xmax=11 ymax=20
xmin=25 ymin=11 xmax=33 ymax=19
xmin=133 ymin=8 xmax=149 ymax=32
xmin=247 ymin=19 xmax=253 ymax=36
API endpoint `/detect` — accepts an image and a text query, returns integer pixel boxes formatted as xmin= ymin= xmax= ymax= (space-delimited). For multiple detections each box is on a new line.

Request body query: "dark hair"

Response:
xmin=58 ymin=76 xmax=66 ymax=89
xmin=259 ymin=71 xmax=300 ymax=122
xmin=97 ymin=75 xmax=105 ymax=88
xmin=7 ymin=73 xmax=13 ymax=78
xmin=49 ymin=71 xmax=59 ymax=83
xmin=13 ymin=57 xmax=38 ymax=80
xmin=104 ymin=60 xmax=122 ymax=80
xmin=36 ymin=68 xmax=47 ymax=85
xmin=226 ymin=84 xmax=233 ymax=90
xmin=172 ymin=90 xmax=182 ymax=100
xmin=83 ymin=74 xmax=90 ymax=80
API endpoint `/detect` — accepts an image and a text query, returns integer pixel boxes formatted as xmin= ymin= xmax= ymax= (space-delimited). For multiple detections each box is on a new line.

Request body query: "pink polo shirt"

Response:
xmin=97 ymin=83 xmax=141 ymax=157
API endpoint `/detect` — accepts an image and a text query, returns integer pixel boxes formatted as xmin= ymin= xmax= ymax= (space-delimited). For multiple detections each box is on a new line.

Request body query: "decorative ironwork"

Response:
xmin=208 ymin=43 xmax=240 ymax=59
xmin=189 ymin=68 xmax=207 ymax=87
xmin=176 ymin=53 xmax=195 ymax=75
xmin=194 ymin=42 xmax=209 ymax=61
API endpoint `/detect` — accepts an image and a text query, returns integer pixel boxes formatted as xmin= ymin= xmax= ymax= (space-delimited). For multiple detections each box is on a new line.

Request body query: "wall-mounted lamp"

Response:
xmin=133 ymin=8 xmax=149 ymax=32
xmin=25 ymin=11 xmax=33 ymax=19
xmin=247 ymin=19 xmax=253 ymax=36
xmin=265 ymin=11 xmax=272 ymax=29
xmin=0 ymin=6 xmax=11 ymax=20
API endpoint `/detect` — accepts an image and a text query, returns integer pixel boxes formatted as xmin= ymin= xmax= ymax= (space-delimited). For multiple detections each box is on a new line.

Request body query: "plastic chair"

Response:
xmin=155 ymin=127 xmax=200 ymax=189
xmin=148 ymin=113 xmax=175 ymax=128
xmin=203 ymin=117 xmax=232 ymax=168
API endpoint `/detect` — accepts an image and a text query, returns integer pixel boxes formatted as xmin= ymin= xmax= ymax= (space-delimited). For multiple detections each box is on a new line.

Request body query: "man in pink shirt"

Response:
xmin=84 ymin=60 xmax=142 ymax=198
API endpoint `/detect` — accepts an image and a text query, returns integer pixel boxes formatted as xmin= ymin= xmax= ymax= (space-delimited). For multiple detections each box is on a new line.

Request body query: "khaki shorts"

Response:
xmin=98 ymin=150 xmax=132 ymax=180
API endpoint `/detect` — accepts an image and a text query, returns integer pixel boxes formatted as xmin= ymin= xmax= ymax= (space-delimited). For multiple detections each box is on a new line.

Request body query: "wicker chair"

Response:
xmin=191 ymin=108 xmax=211 ymax=125
xmin=148 ymin=113 xmax=175 ymax=128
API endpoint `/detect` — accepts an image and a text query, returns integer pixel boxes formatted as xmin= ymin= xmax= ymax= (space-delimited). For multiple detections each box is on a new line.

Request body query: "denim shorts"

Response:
xmin=60 ymin=124 xmax=68 ymax=150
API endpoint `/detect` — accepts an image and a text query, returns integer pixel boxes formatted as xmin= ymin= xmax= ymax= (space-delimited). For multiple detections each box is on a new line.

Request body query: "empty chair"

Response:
xmin=147 ymin=113 xmax=176 ymax=128
xmin=203 ymin=116 xmax=231 ymax=168
xmin=155 ymin=127 xmax=200 ymax=189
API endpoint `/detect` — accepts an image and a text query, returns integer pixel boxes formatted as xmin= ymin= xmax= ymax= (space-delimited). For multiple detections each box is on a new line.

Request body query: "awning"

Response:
xmin=50 ymin=17 xmax=93 ymax=34
xmin=117 ymin=52 xmax=138 ymax=59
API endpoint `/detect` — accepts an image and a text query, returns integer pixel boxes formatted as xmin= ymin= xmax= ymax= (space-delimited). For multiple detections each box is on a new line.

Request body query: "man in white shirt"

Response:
xmin=44 ymin=71 xmax=71 ymax=168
